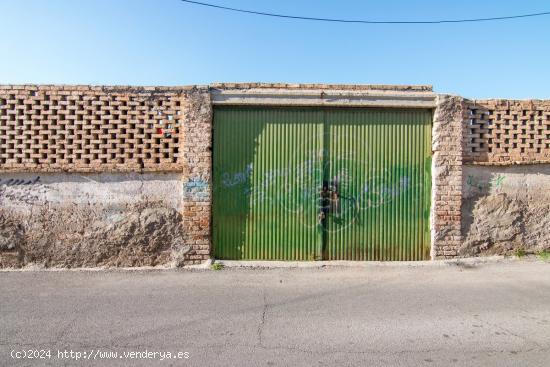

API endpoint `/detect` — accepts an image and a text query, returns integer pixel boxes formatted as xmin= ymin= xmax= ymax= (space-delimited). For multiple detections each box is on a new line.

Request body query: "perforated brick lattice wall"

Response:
xmin=464 ymin=100 xmax=550 ymax=164
xmin=0 ymin=85 xmax=187 ymax=172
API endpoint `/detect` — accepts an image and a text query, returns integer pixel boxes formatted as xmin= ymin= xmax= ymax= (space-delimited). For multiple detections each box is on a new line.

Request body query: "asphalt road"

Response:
xmin=1 ymin=260 xmax=549 ymax=366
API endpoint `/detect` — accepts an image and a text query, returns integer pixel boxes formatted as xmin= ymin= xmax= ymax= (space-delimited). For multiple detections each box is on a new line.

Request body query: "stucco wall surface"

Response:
xmin=460 ymin=165 xmax=550 ymax=256
xmin=0 ymin=172 xmax=187 ymax=268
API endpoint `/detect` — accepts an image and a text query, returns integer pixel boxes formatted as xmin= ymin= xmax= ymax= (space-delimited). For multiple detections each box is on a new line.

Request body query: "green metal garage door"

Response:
xmin=213 ymin=106 xmax=431 ymax=260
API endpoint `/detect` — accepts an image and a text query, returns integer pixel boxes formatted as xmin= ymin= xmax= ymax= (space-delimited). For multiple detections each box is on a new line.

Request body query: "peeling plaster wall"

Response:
xmin=460 ymin=165 xmax=550 ymax=256
xmin=0 ymin=172 xmax=187 ymax=268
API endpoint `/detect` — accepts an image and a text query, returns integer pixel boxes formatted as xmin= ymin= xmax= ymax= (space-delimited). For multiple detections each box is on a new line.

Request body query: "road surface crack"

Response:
xmin=257 ymin=291 xmax=268 ymax=347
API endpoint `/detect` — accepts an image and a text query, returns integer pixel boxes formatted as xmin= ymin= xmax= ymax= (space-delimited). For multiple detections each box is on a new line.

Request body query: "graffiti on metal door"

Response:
xmin=219 ymin=150 xmax=421 ymax=233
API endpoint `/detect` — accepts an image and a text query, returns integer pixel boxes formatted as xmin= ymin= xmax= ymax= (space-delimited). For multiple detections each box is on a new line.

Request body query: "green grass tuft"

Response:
xmin=513 ymin=248 xmax=526 ymax=258
xmin=537 ymin=250 xmax=550 ymax=261
xmin=211 ymin=262 xmax=224 ymax=271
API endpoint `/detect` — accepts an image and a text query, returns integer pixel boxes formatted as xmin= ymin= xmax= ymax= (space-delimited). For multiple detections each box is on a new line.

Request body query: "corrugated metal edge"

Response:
xmin=210 ymin=88 xmax=437 ymax=108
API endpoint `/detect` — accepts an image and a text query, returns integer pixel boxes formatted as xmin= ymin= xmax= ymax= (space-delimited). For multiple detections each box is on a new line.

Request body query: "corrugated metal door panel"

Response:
xmin=324 ymin=108 xmax=432 ymax=261
xmin=213 ymin=107 xmax=324 ymax=260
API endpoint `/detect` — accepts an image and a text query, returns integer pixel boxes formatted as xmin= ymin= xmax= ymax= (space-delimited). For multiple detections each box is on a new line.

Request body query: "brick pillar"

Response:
xmin=180 ymin=87 xmax=213 ymax=265
xmin=431 ymin=95 xmax=464 ymax=259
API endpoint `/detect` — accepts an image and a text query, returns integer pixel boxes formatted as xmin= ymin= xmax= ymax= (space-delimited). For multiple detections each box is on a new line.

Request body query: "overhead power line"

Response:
xmin=180 ymin=0 xmax=550 ymax=24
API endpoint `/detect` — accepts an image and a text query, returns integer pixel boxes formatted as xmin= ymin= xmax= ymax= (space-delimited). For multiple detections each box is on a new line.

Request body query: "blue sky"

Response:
xmin=1 ymin=0 xmax=549 ymax=98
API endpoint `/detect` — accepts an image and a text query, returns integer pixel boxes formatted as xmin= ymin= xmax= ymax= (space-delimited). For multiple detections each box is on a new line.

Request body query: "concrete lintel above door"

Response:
xmin=210 ymin=87 xmax=437 ymax=109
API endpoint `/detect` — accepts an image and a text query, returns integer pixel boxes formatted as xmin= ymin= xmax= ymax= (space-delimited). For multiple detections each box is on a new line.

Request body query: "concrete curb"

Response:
xmin=0 ymin=259 xmax=214 ymax=273
xmin=215 ymin=256 xmax=516 ymax=269
xmin=1 ymin=256 xmax=546 ymax=272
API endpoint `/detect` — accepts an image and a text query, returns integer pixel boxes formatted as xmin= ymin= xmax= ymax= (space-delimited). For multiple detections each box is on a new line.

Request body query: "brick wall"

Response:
xmin=432 ymin=95 xmax=465 ymax=259
xmin=0 ymin=85 xmax=213 ymax=266
xmin=0 ymin=85 xmax=186 ymax=172
xmin=181 ymin=88 xmax=212 ymax=264
xmin=464 ymin=100 xmax=550 ymax=165
xmin=2 ymin=83 xmax=548 ymax=264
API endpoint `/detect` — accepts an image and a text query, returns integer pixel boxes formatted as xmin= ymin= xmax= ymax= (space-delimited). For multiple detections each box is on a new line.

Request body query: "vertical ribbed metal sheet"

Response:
xmin=324 ymin=108 xmax=432 ymax=260
xmin=213 ymin=107 xmax=323 ymax=260
xmin=213 ymin=107 xmax=432 ymax=261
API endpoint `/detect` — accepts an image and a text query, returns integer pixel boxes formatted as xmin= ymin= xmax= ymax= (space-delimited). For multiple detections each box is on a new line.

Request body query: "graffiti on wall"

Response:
xmin=466 ymin=174 xmax=505 ymax=192
xmin=217 ymin=152 xmax=422 ymax=231
xmin=184 ymin=177 xmax=210 ymax=202
xmin=220 ymin=162 xmax=416 ymax=207
xmin=0 ymin=177 xmax=41 ymax=186
xmin=221 ymin=164 xmax=253 ymax=187
xmin=0 ymin=176 xmax=46 ymax=204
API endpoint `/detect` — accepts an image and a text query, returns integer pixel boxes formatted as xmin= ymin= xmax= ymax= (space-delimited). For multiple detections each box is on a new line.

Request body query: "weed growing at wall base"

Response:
xmin=537 ymin=250 xmax=550 ymax=261
xmin=513 ymin=248 xmax=526 ymax=258
xmin=211 ymin=262 xmax=224 ymax=270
